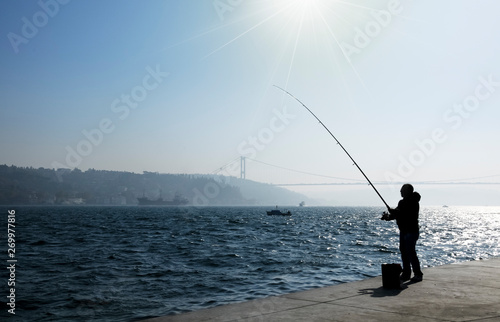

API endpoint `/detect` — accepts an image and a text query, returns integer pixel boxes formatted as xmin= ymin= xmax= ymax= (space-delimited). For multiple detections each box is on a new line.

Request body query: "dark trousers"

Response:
xmin=400 ymin=232 xmax=422 ymax=276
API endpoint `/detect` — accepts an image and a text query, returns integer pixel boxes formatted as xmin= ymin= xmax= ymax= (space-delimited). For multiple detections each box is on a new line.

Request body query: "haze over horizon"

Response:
xmin=2 ymin=0 xmax=500 ymax=206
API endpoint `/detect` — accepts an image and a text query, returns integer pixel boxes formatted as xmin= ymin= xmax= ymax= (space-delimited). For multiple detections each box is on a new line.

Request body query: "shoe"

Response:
xmin=411 ymin=275 xmax=423 ymax=282
xmin=400 ymin=274 xmax=411 ymax=282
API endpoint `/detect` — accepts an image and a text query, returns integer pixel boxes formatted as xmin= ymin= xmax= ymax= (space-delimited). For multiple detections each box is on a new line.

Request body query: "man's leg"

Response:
xmin=400 ymin=233 xmax=411 ymax=280
xmin=408 ymin=232 xmax=423 ymax=278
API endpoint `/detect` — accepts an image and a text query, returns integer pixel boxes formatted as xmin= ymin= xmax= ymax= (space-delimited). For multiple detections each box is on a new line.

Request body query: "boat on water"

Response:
xmin=266 ymin=207 xmax=292 ymax=216
xmin=137 ymin=192 xmax=189 ymax=206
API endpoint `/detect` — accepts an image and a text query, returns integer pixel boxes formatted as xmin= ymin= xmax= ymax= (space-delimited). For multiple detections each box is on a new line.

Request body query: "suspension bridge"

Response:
xmin=213 ymin=156 xmax=500 ymax=187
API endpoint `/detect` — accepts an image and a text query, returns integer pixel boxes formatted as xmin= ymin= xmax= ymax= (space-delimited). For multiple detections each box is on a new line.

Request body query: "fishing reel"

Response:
xmin=380 ymin=211 xmax=391 ymax=221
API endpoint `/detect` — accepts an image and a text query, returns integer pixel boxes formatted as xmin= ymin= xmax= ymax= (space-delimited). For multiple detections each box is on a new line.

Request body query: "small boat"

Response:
xmin=266 ymin=209 xmax=292 ymax=216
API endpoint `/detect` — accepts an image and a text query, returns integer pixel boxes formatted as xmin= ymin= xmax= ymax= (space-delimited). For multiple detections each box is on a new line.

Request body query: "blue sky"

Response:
xmin=1 ymin=0 xmax=500 ymax=205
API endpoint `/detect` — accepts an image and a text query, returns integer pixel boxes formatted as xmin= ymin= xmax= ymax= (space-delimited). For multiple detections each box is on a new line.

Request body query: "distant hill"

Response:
xmin=224 ymin=176 xmax=310 ymax=206
xmin=0 ymin=165 xmax=310 ymax=206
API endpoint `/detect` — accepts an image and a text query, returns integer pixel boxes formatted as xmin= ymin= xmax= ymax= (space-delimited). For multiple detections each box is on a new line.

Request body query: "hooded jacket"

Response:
xmin=389 ymin=191 xmax=421 ymax=233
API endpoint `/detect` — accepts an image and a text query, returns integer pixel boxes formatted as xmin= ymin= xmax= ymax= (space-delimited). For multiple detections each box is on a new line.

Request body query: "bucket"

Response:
xmin=381 ymin=263 xmax=402 ymax=289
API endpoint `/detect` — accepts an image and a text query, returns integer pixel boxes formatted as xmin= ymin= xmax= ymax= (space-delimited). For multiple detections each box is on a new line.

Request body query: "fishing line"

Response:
xmin=274 ymin=85 xmax=390 ymax=210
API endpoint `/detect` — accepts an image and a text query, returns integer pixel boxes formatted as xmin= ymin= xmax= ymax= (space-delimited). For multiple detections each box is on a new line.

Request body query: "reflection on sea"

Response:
xmin=4 ymin=206 xmax=499 ymax=321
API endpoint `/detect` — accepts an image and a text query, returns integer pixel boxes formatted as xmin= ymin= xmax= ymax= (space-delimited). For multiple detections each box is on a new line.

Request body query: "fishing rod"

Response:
xmin=274 ymin=85 xmax=390 ymax=211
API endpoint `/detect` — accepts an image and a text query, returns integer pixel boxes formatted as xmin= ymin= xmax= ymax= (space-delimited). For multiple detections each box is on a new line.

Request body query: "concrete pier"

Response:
xmin=145 ymin=257 xmax=500 ymax=321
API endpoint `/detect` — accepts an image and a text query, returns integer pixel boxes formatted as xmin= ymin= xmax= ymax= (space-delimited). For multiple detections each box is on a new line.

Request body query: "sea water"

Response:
xmin=1 ymin=206 xmax=499 ymax=321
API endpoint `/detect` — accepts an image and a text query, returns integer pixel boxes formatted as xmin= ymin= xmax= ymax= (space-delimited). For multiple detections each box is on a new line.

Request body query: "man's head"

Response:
xmin=400 ymin=184 xmax=414 ymax=198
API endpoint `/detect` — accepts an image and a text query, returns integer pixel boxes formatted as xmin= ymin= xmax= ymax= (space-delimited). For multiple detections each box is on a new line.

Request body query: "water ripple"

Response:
xmin=1 ymin=205 xmax=499 ymax=321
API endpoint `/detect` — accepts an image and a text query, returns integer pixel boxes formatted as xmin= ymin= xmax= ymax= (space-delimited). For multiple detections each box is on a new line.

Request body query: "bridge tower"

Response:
xmin=240 ymin=156 xmax=246 ymax=179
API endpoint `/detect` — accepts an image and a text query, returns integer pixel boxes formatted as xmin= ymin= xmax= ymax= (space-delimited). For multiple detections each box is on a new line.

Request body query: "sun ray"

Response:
xmin=201 ymin=2 xmax=297 ymax=61
xmin=158 ymin=4 xmax=291 ymax=53
xmin=315 ymin=6 xmax=373 ymax=99
xmin=334 ymin=0 xmax=384 ymax=12
xmin=251 ymin=14 xmax=302 ymax=123
xmin=284 ymin=6 xmax=306 ymax=90
xmin=334 ymin=0 xmax=429 ymax=25
xmin=248 ymin=3 xmax=312 ymax=122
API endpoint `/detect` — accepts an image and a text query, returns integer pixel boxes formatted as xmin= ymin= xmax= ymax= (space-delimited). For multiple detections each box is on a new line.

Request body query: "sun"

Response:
xmin=293 ymin=0 xmax=321 ymax=9
xmin=263 ymin=0 xmax=356 ymax=45
xmin=202 ymin=0 xmax=388 ymax=92
xmin=270 ymin=0 xmax=328 ymax=24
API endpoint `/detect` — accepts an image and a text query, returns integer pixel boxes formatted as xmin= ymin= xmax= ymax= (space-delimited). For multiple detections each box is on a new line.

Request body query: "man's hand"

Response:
xmin=381 ymin=212 xmax=391 ymax=221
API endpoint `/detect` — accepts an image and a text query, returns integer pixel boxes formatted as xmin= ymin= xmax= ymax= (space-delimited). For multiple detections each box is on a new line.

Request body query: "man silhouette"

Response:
xmin=382 ymin=184 xmax=423 ymax=282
